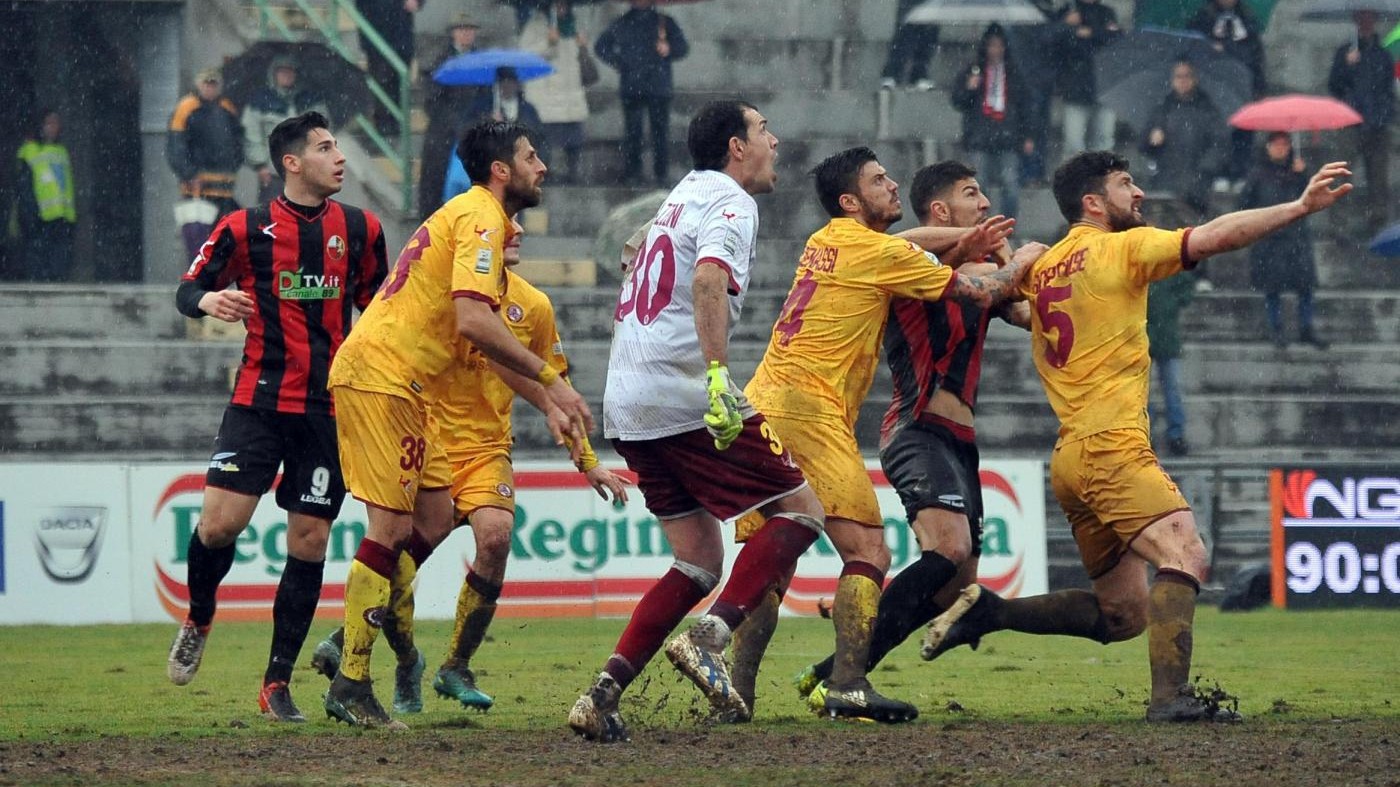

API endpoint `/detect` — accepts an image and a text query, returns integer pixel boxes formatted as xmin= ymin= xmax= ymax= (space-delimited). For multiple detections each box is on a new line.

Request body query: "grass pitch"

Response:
xmin=0 ymin=608 xmax=1396 ymax=785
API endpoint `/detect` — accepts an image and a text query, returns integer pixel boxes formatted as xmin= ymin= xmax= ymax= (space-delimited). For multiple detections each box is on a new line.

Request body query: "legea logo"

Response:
xmin=33 ymin=506 xmax=108 ymax=583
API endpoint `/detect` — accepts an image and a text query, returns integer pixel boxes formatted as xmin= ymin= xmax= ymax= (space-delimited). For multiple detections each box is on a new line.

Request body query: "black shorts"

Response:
xmin=205 ymin=405 xmax=346 ymax=520
xmin=879 ymin=418 xmax=983 ymax=557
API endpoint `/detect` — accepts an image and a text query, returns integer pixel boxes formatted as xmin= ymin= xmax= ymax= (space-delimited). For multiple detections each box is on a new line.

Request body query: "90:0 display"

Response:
xmin=1285 ymin=541 xmax=1400 ymax=595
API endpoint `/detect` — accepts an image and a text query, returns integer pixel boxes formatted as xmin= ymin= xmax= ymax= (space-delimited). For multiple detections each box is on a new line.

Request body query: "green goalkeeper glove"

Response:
xmin=704 ymin=361 xmax=743 ymax=451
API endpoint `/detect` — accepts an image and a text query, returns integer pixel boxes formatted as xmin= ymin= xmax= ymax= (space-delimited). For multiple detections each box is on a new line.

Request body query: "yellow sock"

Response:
xmin=384 ymin=550 xmax=419 ymax=663
xmin=340 ymin=541 xmax=396 ymax=682
xmin=446 ymin=571 xmax=501 ymax=668
xmin=830 ymin=570 xmax=882 ymax=688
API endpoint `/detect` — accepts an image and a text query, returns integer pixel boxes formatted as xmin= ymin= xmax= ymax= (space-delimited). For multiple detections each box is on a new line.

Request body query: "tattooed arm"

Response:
xmin=943 ymin=239 xmax=1042 ymax=310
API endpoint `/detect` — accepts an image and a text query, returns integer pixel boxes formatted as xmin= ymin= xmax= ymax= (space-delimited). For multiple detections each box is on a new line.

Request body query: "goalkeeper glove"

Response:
xmin=703 ymin=361 xmax=743 ymax=451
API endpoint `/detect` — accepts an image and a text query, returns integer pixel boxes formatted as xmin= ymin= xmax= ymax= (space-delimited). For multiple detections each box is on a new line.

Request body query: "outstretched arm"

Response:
xmin=1186 ymin=162 xmax=1352 ymax=262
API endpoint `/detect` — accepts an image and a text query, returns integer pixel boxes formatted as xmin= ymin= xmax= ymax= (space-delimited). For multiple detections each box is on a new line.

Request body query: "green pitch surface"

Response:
xmin=1 ymin=608 xmax=1396 ymax=785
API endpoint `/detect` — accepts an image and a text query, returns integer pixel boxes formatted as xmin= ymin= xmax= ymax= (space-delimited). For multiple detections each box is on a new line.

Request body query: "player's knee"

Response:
xmin=673 ymin=560 xmax=720 ymax=593
xmin=195 ymin=515 xmax=245 ymax=549
xmin=476 ymin=525 xmax=513 ymax=564
xmin=286 ymin=523 xmax=330 ymax=561
xmin=1100 ymin=597 xmax=1147 ymax=641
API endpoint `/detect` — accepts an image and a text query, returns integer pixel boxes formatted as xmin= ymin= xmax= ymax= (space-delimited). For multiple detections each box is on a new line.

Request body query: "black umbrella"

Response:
xmin=221 ymin=40 xmax=373 ymax=130
xmin=1095 ymin=29 xmax=1254 ymax=132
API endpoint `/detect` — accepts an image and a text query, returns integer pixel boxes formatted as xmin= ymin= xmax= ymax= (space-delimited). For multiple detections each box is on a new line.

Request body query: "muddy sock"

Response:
xmin=384 ymin=550 xmax=419 ymax=664
xmin=1148 ymin=569 xmax=1199 ymax=705
xmin=730 ymin=588 xmax=782 ymax=711
xmin=186 ymin=528 xmax=236 ymax=628
xmin=993 ymin=589 xmax=1112 ymax=643
xmin=865 ymin=551 xmax=957 ymax=671
xmin=606 ymin=565 xmax=714 ymax=690
xmin=340 ymin=538 xmax=397 ymax=682
xmin=829 ymin=562 xmax=884 ymax=689
xmin=445 ymin=570 xmax=502 ymax=669
xmin=711 ymin=516 xmax=818 ymax=625
xmin=264 ymin=555 xmax=324 ymax=685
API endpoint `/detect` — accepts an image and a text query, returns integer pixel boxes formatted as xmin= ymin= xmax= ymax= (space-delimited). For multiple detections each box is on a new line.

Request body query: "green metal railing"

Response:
xmin=253 ymin=0 xmax=413 ymax=212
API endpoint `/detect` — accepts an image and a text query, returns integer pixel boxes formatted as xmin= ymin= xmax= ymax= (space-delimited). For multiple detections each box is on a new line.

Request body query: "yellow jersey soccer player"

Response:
xmin=323 ymin=121 xmax=592 ymax=729
xmin=920 ymin=151 xmax=1351 ymax=723
xmin=743 ymin=147 xmax=1030 ymax=723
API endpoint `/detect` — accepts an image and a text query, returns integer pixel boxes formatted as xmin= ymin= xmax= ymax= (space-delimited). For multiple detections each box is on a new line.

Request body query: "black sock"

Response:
xmin=995 ymin=589 xmax=1111 ymax=643
xmin=865 ymin=551 xmax=958 ymax=670
xmin=186 ymin=529 xmax=236 ymax=628
xmin=264 ymin=556 xmax=325 ymax=684
xmin=811 ymin=551 xmax=958 ymax=681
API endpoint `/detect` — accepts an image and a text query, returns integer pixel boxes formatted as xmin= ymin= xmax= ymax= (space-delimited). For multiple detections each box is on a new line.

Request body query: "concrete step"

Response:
xmin=0 ymin=396 xmax=222 ymax=454
xmin=0 ymin=285 xmax=184 ymax=342
xmin=0 ymin=340 xmax=239 ymax=398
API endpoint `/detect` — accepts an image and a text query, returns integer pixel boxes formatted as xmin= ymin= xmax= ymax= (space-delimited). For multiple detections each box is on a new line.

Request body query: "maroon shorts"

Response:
xmin=612 ymin=415 xmax=808 ymax=521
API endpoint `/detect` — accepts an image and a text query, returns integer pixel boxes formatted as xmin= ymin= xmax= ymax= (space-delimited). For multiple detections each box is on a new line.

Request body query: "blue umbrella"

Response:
xmin=1367 ymin=222 xmax=1400 ymax=256
xmin=433 ymin=49 xmax=554 ymax=86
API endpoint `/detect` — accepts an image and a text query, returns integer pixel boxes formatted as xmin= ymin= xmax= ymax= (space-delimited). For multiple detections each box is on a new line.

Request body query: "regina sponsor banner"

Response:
xmin=0 ymin=465 xmax=132 ymax=624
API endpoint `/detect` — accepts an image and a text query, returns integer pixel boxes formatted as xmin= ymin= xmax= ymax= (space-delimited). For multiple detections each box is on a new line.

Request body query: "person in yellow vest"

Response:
xmin=14 ymin=110 xmax=76 ymax=282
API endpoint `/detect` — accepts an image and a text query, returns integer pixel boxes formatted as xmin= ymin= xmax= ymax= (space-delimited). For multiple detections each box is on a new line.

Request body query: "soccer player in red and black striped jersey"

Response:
xmin=790 ymin=161 xmax=1044 ymax=698
xmin=166 ymin=112 xmax=388 ymax=724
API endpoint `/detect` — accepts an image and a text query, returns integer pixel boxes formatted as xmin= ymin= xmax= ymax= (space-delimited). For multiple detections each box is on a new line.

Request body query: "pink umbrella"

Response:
xmin=1228 ymin=94 xmax=1364 ymax=131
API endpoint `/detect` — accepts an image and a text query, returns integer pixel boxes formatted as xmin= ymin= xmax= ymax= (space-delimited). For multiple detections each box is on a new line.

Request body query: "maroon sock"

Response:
xmin=709 ymin=516 xmax=818 ymax=630
xmin=405 ymin=528 xmax=436 ymax=568
xmin=607 ymin=567 xmax=710 ymax=689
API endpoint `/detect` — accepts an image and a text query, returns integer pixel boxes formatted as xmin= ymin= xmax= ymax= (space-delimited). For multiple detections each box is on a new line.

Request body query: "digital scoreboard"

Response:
xmin=1271 ymin=468 xmax=1400 ymax=609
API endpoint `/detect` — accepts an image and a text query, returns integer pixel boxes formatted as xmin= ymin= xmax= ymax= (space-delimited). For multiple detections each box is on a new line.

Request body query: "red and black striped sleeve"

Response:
xmin=355 ymin=210 xmax=389 ymax=310
xmin=176 ymin=211 xmax=249 ymax=318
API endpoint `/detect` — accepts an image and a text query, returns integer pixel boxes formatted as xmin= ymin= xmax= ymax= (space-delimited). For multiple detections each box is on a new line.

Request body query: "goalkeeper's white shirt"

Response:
xmin=604 ymin=169 xmax=759 ymax=441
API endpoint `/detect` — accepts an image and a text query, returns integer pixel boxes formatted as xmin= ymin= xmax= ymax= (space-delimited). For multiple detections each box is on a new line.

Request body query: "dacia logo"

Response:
xmin=33 ymin=506 xmax=108 ymax=584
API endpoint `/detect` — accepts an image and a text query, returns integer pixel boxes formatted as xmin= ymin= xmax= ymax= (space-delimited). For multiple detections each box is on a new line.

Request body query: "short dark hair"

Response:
xmin=910 ymin=161 xmax=978 ymax=223
xmin=268 ymin=111 xmax=331 ymax=179
xmin=687 ymin=100 xmax=757 ymax=171
xmin=811 ymin=146 xmax=879 ymax=218
xmin=457 ymin=120 xmax=534 ymax=185
xmin=1052 ymin=150 xmax=1131 ymax=223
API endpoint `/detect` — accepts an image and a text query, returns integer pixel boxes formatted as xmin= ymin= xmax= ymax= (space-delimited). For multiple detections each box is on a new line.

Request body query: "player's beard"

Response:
xmin=859 ymin=195 xmax=903 ymax=231
xmin=1106 ymin=201 xmax=1145 ymax=232
xmin=505 ymin=167 xmax=543 ymax=210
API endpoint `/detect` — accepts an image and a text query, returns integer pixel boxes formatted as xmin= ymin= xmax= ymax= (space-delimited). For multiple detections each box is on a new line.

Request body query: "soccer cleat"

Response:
xmin=324 ymin=674 xmax=407 ymax=730
xmin=920 ymin=584 xmax=985 ymax=661
xmin=166 ymin=620 xmax=209 ymax=686
xmin=822 ymin=679 xmax=919 ymax=724
xmin=568 ymin=675 xmax=630 ymax=743
xmin=258 ymin=680 xmax=306 ymax=723
xmin=1147 ymin=687 xmax=1244 ymax=724
xmin=392 ymin=649 xmax=426 ymax=714
xmin=664 ymin=629 xmax=750 ymax=722
xmin=793 ymin=664 xmax=821 ymax=699
xmin=805 ymin=680 xmax=829 ymax=715
xmin=309 ymin=629 xmax=342 ymax=681
xmin=433 ymin=663 xmax=494 ymax=711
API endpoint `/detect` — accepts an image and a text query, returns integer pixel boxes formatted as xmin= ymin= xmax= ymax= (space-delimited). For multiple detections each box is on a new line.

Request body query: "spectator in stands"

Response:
xmin=1188 ymin=0 xmax=1267 ymax=186
xmin=880 ymin=0 xmax=940 ymax=91
xmin=13 ymin=109 xmax=76 ymax=282
xmin=1147 ymin=272 xmax=1196 ymax=457
xmin=420 ymin=13 xmax=483 ymax=219
xmin=1051 ymin=0 xmax=1121 ymax=156
xmin=951 ymin=24 xmax=1033 ymax=219
xmin=1140 ymin=60 xmax=1225 ymax=217
xmin=519 ymin=1 xmax=592 ymax=183
xmin=1239 ymin=132 xmax=1326 ymax=350
xmin=1327 ymin=10 xmax=1395 ymax=233
xmin=243 ymin=56 xmax=327 ymax=205
xmin=355 ymin=0 xmax=421 ymax=136
xmin=167 ymin=68 xmax=243 ymax=257
xmin=595 ymin=0 xmax=688 ymax=186
xmin=463 ymin=68 xmax=544 ymax=137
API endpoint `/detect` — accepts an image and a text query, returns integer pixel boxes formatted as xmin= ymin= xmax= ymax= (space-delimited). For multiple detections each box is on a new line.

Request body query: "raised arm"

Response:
xmin=1185 ymin=161 xmax=1351 ymax=262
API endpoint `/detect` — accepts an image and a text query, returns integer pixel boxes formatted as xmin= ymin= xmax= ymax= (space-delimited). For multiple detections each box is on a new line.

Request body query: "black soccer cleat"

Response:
xmin=822 ymin=679 xmax=919 ymax=724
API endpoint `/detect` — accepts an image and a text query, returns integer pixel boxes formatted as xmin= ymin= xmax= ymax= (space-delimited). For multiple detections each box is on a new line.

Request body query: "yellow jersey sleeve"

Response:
xmin=861 ymin=236 xmax=957 ymax=301
xmin=1121 ymin=226 xmax=1193 ymax=287
xmin=450 ymin=198 xmax=509 ymax=308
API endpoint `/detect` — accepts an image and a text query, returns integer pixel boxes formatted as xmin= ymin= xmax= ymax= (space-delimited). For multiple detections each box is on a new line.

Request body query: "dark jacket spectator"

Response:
xmin=951 ymin=26 xmax=1031 ymax=153
xmin=1239 ymin=137 xmax=1315 ymax=297
xmin=1050 ymin=0 xmax=1120 ymax=106
xmin=1187 ymin=0 xmax=1267 ymax=97
xmin=167 ymin=69 xmax=243 ymax=215
xmin=462 ymin=69 xmax=545 ymax=133
xmin=594 ymin=3 xmax=689 ymax=100
xmin=242 ymin=57 xmax=327 ymax=204
xmin=420 ymin=13 xmax=483 ymax=219
xmin=1327 ymin=30 xmax=1396 ymax=128
xmin=1140 ymin=61 xmax=1226 ymax=214
xmin=355 ymin=0 xmax=421 ymax=135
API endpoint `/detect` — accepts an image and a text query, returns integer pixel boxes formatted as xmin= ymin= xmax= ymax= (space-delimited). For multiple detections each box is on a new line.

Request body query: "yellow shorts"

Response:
xmin=447 ymin=449 xmax=516 ymax=521
xmin=332 ymin=385 xmax=451 ymax=513
xmin=1050 ymin=428 xmax=1190 ymax=579
xmin=735 ymin=411 xmax=878 ymax=543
